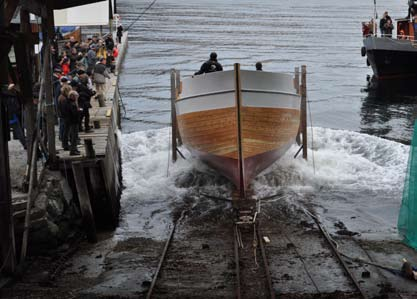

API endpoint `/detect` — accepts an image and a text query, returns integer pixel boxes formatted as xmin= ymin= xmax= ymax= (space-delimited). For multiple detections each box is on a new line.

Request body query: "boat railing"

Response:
xmin=364 ymin=33 xmax=417 ymax=42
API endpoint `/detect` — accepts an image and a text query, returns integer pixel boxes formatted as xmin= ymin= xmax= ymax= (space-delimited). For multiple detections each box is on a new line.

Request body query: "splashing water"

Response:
xmin=118 ymin=126 xmax=408 ymax=241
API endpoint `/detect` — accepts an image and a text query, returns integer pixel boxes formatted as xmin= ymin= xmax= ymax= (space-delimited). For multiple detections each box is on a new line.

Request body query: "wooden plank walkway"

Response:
xmin=56 ymin=32 xmax=128 ymax=161
xmin=55 ymin=79 xmax=116 ymax=160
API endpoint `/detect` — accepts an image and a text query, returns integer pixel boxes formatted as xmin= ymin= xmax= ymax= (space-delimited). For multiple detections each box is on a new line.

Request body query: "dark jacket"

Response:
xmin=53 ymin=76 xmax=61 ymax=103
xmin=379 ymin=16 xmax=392 ymax=34
xmin=93 ymin=63 xmax=110 ymax=84
xmin=194 ymin=59 xmax=223 ymax=75
xmin=117 ymin=25 xmax=123 ymax=37
xmin=87 ymin=49 xmax=97 ymax=67
xmin=57 ymin=94 xmax=67 ymax=118
xmin=60 ymin=98 xmax=79 ymax=124
xmin=78 ymin=83 xmax=94 ymax=108
xmin=105 ymin=37 xmax=115 ymax=51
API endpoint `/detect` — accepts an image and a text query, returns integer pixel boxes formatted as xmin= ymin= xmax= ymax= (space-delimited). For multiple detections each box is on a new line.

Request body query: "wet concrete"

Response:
xmin=3 ymin=195 xmax=417 ymax=298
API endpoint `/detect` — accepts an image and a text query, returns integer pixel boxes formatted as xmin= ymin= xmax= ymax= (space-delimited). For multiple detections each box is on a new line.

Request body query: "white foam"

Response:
xmin=117 ymin=127 xmax=194 ymax=240
xmin=119 ymin=126 xmax=409 ymax=240
xmin=285 ymin=127 xmax=407 ymax=190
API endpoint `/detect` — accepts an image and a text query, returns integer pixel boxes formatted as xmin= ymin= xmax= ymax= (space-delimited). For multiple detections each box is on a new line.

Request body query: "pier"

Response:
xmin=0 ymin=0 xmax=126 ymax=280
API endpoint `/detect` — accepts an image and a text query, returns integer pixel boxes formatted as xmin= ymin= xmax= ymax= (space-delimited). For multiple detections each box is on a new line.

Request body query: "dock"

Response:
xmin=0 ymin=0 xmax=128 ymax=278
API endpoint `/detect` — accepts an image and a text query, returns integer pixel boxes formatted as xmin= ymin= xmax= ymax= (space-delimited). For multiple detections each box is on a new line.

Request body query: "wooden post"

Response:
xmin=175 ymin=71 xmax=182 ymax=146
xmin=0 ymin=1 xmax=16 ymax=274
xmin=84 ymin=139 xmax=96 ymax=158
xmin=42 ymin=4 xmax=56 ymax=167
xmin=294 ymin=67 xmax=301 ymax=145
xmin=19 ymin=9 xmax=37 ymax=187
xmin=234 ymin=63 xmax=246 ymax=199
xmin=301 ymin=65 xmax=307 ymax=160
xmin=72 ymin=162 xmax=97 ymax=243
xmin=170 ymin=69 xmax=177 ymax=163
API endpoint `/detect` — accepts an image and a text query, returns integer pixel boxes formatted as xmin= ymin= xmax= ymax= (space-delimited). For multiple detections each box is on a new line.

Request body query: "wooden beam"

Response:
xmin=72 ymin=162 xmax=97 ymax=243
xmin=170 ymin=69 xmax=177 ymax=163
xmin=19 ymin=0 xmax=47 ymax=18
xmin=42 ymin=5 xmax=56 ymax=166
xmin=294 ymin=67 xmax=301 ymax=146
xmin=234 ymin=63 xmax=246 ymax=199
xmin=52 ymin=0 xmax=107 ymax=10
xmin=301 ymin=65 xmax=307 ymax=160
xmin=19 ymin=9 xmax=37 ymax=188
xmin=0 ymin=0 xmax=16 ymax=275
xmin=175 ymin=71 xmax=182 ymax=146
xmin=4 ymin=0 xmax=19 ymax=26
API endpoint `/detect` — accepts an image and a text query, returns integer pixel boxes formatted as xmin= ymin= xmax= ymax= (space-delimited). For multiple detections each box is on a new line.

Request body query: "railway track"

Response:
xmin=234 ymin=222 xmax=275 ymax=299
xmin=145 ymin=198 xmax=369 ymax=299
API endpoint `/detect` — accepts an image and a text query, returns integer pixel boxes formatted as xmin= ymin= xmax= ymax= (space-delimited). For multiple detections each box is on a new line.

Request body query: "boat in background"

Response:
xmin=175 ymin=64 xmax=302 ymax=197
xmin=362 ymin=1 xmax=417 ymax=79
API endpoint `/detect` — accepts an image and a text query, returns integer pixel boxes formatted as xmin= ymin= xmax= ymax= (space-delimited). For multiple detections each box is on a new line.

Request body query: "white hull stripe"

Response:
xmin=176 ymin=91 xmax=300 ymax=115
xmin=176 ymin=92 xmax=235 ymax=115
xmin=242 ymin=91 xmax=300 ymax=109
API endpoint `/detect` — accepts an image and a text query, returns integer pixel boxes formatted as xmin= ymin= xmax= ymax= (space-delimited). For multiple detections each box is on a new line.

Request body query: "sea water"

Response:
xmin=115 ymin=0 xmax=412 ymax=241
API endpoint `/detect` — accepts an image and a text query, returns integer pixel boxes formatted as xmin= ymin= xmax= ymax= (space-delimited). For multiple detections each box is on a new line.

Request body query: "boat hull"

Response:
xmin=176 ymin=69 xmax=301 ymax=189
xmin=364 ymin=36 xmax=417 ymax=79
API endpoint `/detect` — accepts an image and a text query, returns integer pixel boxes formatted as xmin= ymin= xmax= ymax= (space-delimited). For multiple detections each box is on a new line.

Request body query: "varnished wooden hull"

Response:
xmin=176 ymin=68 xmax=301 ymax=190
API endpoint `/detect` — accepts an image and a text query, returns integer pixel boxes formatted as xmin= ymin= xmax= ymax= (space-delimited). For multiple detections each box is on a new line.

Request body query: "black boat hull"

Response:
xmin=363 ymin=36 xmax=417 ymax=79
xmin=366 ymin=49 xmax=417 ymax=79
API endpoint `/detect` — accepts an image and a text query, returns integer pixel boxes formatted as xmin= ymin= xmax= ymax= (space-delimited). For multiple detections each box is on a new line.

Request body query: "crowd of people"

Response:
xmin=362 ymin=11 xmax=394 ymax=38
xmin=52 ymin=32 xmax=121 ymax=155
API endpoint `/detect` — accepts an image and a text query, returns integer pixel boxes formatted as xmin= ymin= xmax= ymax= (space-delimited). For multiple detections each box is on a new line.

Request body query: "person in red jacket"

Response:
xmin=60 ymin=57 xmax=70 ymax=75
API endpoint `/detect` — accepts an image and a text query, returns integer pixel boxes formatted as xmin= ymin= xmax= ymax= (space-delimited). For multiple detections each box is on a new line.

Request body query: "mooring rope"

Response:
xmin=125 ymin=0 xmax=158 ymax=31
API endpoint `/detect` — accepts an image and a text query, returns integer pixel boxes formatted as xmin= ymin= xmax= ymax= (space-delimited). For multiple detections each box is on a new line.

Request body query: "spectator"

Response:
xmin=60 ymin=57 xmax=70 ymax=75
xmin=62 ymin=41 xmax=71 ymax=53
xmin=5 ymin=84 xmax=26 ymax=149
xmin=51 ymin=45 xmax=59 ymax=67
xmin=61 ymin=90 xmax=81 ymax=156
xmin=117 ymin=25 xmax=123 ymax=43
xmin=76 ymin=75 xmax=95 ymax=132
xmin=76 ymin=52 xmax=88 ymax=71
xmin=53 ymin=66 xmax=62 ymax=103
xmin=113 ymin=46 xmax=119 ymax=59
xmin=69 ymin=36 xmax=78 ymax=48
xmin=57 ymin=85 xmax=73 ymax=143
xmin=87 ymin=45 xmax=97 ymax=73
xmin=69 ymin=47 xmax=78 ymax=70
xmin=93 ymin=57 xmax=111 ymax=99
xmin=96 ymin=39 xmax=107 ymax=59
xmin=105 ymin=35 xmax=115 ymax=52
xmin=91 ymin=35 xmax=98 ymax=48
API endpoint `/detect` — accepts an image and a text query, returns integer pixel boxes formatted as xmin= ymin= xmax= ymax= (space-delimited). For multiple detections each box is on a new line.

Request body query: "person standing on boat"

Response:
xmin=256 ymin=62 xmax=263 ymax=71
xmin=379 ymin=11 xmax=392 ymax=36
xmin=194 ymin=52 xmax=223 ymax=75
xmin=384 ymin=19 xmax=394 ymax=38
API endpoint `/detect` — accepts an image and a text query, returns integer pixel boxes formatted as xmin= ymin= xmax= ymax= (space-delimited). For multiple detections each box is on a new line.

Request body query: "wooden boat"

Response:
xmin=61 ymin=26 xmax=81 ymax=42
xmin=175 ymin=64 xmax=302 ymax=197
